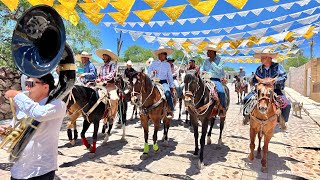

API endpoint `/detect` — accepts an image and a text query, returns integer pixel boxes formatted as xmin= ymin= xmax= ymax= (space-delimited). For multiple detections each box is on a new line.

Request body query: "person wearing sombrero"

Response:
xmin=167 ymin=58 xmax=182 ymax=98
xmin=200 ymin=44 xmax=227 ymax=111
xmin=242 ymin=48 xmax=291 ymax=128
xmin=143 ymin=57 xmax=154 ymax=73
xmin=148 ymin=46 xmax=175 ymax=118
xmin=235 ymin=66 xmax=248 ymax=93
xmin=79 ymin=51 xmax=97 ymax=85
xmin=124 ymin=60 xmax=137 ymax=82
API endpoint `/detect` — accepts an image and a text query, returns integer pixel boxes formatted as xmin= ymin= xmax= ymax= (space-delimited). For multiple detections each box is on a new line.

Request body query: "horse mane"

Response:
xmin=184 ymin=71 xmax=199 ymax=82
xmin=142 ymin=72 xmax=153 ymax=87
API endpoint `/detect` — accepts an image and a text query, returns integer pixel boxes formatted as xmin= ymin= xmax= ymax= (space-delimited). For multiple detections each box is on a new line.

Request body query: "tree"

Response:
xmin=223 ymin=66 xmax=235 ymax=71
xmin=172 ymin=49 xmax=185 ymax=63
xmin=123 ymin=45 xmax=154 ymax=62
xmin=284 ymin=55 xmax=309 ymax=71
xmin=0 ymin=1 xmax=102 ymax=67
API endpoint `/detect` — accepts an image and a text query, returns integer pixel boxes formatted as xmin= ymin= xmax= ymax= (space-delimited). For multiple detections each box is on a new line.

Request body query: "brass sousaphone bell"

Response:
xmin=0 ymin=5 xmax=76 ymax=161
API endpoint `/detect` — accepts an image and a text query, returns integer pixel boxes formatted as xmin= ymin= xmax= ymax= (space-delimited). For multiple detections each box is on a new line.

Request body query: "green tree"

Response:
xmin=123 ymin=45 xmax=154 ymax=62
xmin=172 ymin=49 xmax=185 ymax=63
xmin=223 ymin=66 xmax=235 ymax=71
xmin=0 ymin=1 xmax=101 ymax=67
xmin=283 ymin=55 xmax=309 ymax=71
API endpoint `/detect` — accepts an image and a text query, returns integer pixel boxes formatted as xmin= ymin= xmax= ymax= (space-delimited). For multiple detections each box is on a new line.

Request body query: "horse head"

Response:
xmin=131 ymin=72 xmax=147 ymax=105
xmin=184 ymin=70 xmax=201 ymax=107
xmin=255 ymin=75 xmax=277 ymax=114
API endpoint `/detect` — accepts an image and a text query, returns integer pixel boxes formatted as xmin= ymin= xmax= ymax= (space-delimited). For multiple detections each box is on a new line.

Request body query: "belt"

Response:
xmin=210 ymin=78 xmax=221 ymax=82
xmin=159 ymin=80 xmax=168 ymax=84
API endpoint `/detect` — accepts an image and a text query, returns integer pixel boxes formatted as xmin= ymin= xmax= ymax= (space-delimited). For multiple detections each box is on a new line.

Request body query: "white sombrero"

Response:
xmin=152 ymin=46 xmax=174 ymax=56
xmin=96 ymin=49 xmax=118 ymax=60
xmin=253 ymin=48 xmax=278 ymax=59
xmin=126 ymin=60 xmax=133 ymax=66
xmin=146 ymin=57 xmax=154 ymax=65
xmin=75 ymin=51 xmax=92 ymax=61
xmin=239 ymin=66 xmax=244 ymax=69
xmin=205 ymin=44 xmax=219 ymax=52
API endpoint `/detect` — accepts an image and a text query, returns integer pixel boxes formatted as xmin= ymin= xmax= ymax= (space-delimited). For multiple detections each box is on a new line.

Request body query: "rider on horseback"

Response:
xmin=79 ymin=51 xmax=97 ymax=85
xmin=167 ymin=58 xmax=183 ymax=99
xmin=187 ymin=59 xmax=200 ymax=75
xmin=242 ymin=49 xmax=291 ymax=128
xmin=200 ymin=44 xmax=227 ymax=111
xmin=148 ymin=46 xmax=175 ymax=118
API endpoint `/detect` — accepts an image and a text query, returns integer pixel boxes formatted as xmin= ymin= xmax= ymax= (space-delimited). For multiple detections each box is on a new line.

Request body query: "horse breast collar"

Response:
xmin=139 ymin=83 xmax=165 ymax=115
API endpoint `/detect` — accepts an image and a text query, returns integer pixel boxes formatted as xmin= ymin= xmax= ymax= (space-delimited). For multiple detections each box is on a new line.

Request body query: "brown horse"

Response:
xmin=235 ymin=76 xmax=247 ymax=104
xmin=65 ymin=103 xmax=82 ymax=145
xmin=131 ymin=72 xmax=175 ymax=159
xmin=248 ymin=76 xmax=280 ymax=173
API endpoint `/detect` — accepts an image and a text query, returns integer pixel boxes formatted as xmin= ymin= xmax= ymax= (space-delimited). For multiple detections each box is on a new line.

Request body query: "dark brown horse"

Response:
xmin=131 ymin=72 xmax=174 ymax=159
xmin=235 ymin=75 xmax=247 ymax=104
xmin=184 ymin=70 xmax=230 ymax=168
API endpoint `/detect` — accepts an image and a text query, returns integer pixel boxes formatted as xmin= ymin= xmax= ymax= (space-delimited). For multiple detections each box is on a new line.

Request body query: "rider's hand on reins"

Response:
xmin=5 ymin=90 xmax=20 ymax=99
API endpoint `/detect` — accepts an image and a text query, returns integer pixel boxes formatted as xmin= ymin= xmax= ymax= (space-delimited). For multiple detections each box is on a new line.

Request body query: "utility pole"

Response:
xmin=309 ymin=38 xmax=315 ymax=60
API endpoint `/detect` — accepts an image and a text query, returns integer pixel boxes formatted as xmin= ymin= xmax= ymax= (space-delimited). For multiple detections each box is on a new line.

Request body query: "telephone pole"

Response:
xmin=309 ymin=38 xmax=315 ymax=60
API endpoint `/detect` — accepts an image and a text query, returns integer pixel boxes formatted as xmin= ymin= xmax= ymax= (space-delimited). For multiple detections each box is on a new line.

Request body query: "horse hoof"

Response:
xmin=70 ymin=140 xmax=75 ymax=146
xmin=116 ymin=124 xmax=121 ymax=129
xmin=207 ymin=137 xmax=211 ymax=145
xmin=197 ymin=160 xmax=204 ymax=170
xmin=121 ymin=137 xmax=127 ymax=141
xmin=218 ymin=139 xmax=223 ymax=145
xmin=163 ymin=140 xmax=168 ymax=147
xmin=88 ymin=153 xmax=95 ymax=159
xmin=248 ymin=154 xmax=254 ymax=161
xmin=103 ymin=135 xmax=109 ymax=143
xmin=261 ymin=167 xmax=268 ymax=173
xmin=256 ymin=154 xmax=261 ymax=159
xmin=140 ymin=153 xmax=148 ymax=160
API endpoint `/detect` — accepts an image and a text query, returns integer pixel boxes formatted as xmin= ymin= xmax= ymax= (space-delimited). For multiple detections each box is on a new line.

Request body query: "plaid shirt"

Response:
xmin=99 ymin=61 xmax=117 ymax=81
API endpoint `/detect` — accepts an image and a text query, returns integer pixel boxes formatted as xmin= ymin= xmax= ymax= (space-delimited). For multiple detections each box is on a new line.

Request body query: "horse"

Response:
xmin=248 ymin=76 xmax=280 ymax=173
xmin=235 ymin=76 xmax=247 ymax=104
xmin=131 ymin=72 xmax=175 ymax=159
xmin=65 ymin=102 xmax=82 ymax=145
xmin=63 ymin=84 xmax=124 ymax=154
xmin=184 ymin=70 xmax=230 ymax=168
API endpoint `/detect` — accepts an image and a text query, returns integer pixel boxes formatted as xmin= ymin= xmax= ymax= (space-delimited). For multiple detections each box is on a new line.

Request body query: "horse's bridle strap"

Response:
xmin=250 ymin=113 xmax=278 ymax=135
xmin=141 ymin=97 xmax=164 ymax=115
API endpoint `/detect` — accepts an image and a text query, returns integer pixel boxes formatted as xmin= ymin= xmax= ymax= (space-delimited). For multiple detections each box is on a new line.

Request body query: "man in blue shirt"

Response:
xmin=200 ymin=44 xmax=226 ymax=110
xmin=243 ymin=49 xmax=291 ymax=127
xmin=148 ymin=46 xmax=175 ymax=117
xmin=79 ymin=51 xmax=97 ymax=84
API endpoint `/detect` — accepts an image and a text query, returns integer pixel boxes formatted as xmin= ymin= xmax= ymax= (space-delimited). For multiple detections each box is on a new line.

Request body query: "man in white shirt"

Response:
xmin=1 ymin=73 xmax=66 ymax=180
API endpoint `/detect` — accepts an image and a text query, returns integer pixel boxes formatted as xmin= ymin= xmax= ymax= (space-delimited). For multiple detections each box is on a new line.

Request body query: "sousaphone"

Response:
xmin=0 ymin=5 xmax=76 ymax=161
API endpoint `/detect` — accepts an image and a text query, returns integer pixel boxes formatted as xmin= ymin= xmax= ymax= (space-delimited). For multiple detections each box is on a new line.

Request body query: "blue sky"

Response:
xmin=78 ymin=0 xmax=320 ymax=75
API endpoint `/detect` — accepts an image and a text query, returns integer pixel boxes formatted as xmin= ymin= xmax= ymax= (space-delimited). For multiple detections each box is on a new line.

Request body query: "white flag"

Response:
xmin=213 ymin=15 xmax=224 ymax=21
xmin=303 ymin=7 xmax=317 ymax=15
xmin=296 ymin=14 xmax=320 ymax=25
xmin=143 ymin=35 xmax=156 ymax=43
xmin=238 ymin=11 xmax=249 ymax=17
xmin=289 ymin=12 xmax=302 ymax=18
xmin=224 ymin=27 xmax=234 ymax=33
xmin=202 ymin=30 xmax=211 ymax=35
xmin=189 ymin=37 xmax=205 ymax=46
xmin=156 ymin=21 xmax=165 ymax=27
xmin=211 ymin=28 xmax=222 ymax=33
xmin=247 ymin=22 xmax=259 ymax=28
xmin=138 ymin=22 xmax=145 ymax=28
xmin=251 ymin=8 xmax=264 ymax=16
xmin=148 ymin=22 xmax=156 ymax=27
xmin=272 ymin=22 xmax=293 ymax=32
xmin=199 ymin=16 xmax=210 ymax=23
xmin=225 ymin=13 xmax=236 ymax=19
xmin=235 ymin=25 xmax=246 ymax=30
xmin=261 ymin=19 xmax=274 ymax=25
xmin=129 ymin=31 xmax=143 ymax=41
xmin=104 ymin=22 xmax=112 ymax=27
xmin=172 ymin=32 xmax=180 ymax=36
xmin=181 ymin=32 xmax=190 ymax=36
xmin=191 ymin=31 xmax=201 ymax=35
xmin=265 ymin=5 xmax=278 ymax=12
xmin=167 ymin=21 xmax=175 ymax=25
xmin=177 ymin=19 xmax=187 ymax=25
xmin=227 ymin=32 xmax=246 ymax=41
xmin=188 ymin=18 xmax=198 ymax=24
xmin=297 ymin=0 xmax=311 ymax=6
xmin=280 ymin=2 xmax=294 ymax=10
xmin=128 ymin=22 xmax=136 ymax=28
xmin=274 ymin=15 xmax=288 ymax=22
xmin=206 ymin=36 xmax=224 ymax=44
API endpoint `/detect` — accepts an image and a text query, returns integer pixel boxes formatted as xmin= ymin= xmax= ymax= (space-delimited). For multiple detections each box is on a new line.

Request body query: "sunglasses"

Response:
xmin=25 ymin=80 xmax=44 ymax=88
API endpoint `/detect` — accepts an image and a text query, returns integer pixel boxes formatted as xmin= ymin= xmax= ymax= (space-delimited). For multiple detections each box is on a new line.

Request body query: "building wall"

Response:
xmin=287 ymin=64 xmax=306 ymax=96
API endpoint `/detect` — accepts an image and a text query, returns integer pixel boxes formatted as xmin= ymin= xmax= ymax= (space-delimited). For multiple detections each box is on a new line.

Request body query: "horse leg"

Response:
xmin=178 ymin=98 xmax=182 ymax=121
xmin=90 ymin=120 xmax=100 ymax=154
xmin=121 ymin=101 xmax=128 ymax=141
xmin=103 ymin=118 xmax=113 ymax=143
xmin=153 ymin=120 xmax=160 ymax=153
xmin=199 ymin=119 xmax=209 ymax=169
xmin=256 ymin=132 xmax=262 ymax=159
xmin=101 ymin=117 xmax=107 ymax=134
xmin=261 ymin=132 xmax=272 ymax=173
xmin=163 ymin=117 xmax=171 ymax=146
xmin=140 ymin=115 xmax=149 ymax=159
xmin=191 ymin=117 xmax=199 ymax=156
xmin=81 ymin=119 xmax=91 ymax=150
xmin=207 ymin=117 xmax=215 ymax=145
xmin=248 ymin=127 xmax=257 ymax=161
xmin=218 ymin=117 xmax=225 ymax=145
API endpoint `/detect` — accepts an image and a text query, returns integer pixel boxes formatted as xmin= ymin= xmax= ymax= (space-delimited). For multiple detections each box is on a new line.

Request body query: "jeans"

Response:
xmin=11 ymin=171 xmax=55 ymax=180
xmin=211 ymin=79 xmax=226 ymax=109
xmin=174 ymin=80 xmax=183 ymax=98
xmin=243 ymin=91 xmax=291 ymax=122
xmin=162 ymin=83 xmax=174 ymax=111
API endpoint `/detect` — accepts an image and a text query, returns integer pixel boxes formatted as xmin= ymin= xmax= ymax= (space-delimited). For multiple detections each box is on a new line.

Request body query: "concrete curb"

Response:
xmin=284 ymin=87 xmax=320 ymax=127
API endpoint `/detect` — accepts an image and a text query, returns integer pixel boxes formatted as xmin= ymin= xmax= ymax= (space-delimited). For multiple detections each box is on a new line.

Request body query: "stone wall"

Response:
xmin=287 ymin=64 xmax=306 ymax=96
xmin=0 ymin=67 xmax=21 ymax=120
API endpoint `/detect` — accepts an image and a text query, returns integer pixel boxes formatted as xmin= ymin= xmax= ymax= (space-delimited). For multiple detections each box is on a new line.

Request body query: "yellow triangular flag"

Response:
xmin=54 ymin=4 xmax=80 ymax=26
xmin=27 ymin=0 xmax=54 ymax=6
xmin=108 ymin=12 xmax=129 ymax=25
xmin=188 ymin=0 xmax=200 ymax=6
xmin=84 ymin=0 xmax=93 ymax=2
xmin=197 ymin=41 xmax=208 ymax=51
xmin=143 ymin=0 xmax=167 ymax=11
xmin=68 ymin=10 xmax=80 ymax=26
xmin=133 ymin=9 xmax=157 ymax=23
xmin=225 ymin=0 xmax=248 ymax=10
xmin=247 ymin=59 xmax=253 ymax=63
xmin=254 ymin=59 xmax=260 ymax=63
xmin=85 ymin=13 xmax=105 ymax=25
xmin=110 ymin=0 xmax=135 ymax=16
xmin=304 ymin=32 xmax=314 ymax=40
xmin=1 ymin=0 xmax=19 ymax=11
xmin=54 ymin=4 xmax=70 ymax=20
xmin=191 ymin=0 xmax=218 ymax=16
xmin=58 ymin=0 xmax=77 ymax=10
xmin=96 ymin=0 xmax=110 ymax=9
xmin=161 ymin=4 xmax=187 ymax=22
xmin=167 ymin=40 xmax=175 ymax=47
xmin=78 ymin=2 xmax=101 ymax=14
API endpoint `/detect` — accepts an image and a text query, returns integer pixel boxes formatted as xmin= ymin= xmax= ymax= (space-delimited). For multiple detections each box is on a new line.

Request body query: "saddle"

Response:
xmin=203 ymin=79 xmax=226 ymax=118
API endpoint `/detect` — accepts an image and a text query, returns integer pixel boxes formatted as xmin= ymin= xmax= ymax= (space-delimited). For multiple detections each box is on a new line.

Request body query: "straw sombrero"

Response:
xmin=75 ymin=51 xmax=92 ymax=61
xmin=96 ymin=49 xmax=118 ymax=60
xmin=152 ymin=46 xmax=174 ymax=56
xmin=126 ymin=60 xmax=133 ymax=66
xmin=253 ymin=48 xmax=278 ymax=59
xmin=205 ymin=44 xmax=219 ymax=51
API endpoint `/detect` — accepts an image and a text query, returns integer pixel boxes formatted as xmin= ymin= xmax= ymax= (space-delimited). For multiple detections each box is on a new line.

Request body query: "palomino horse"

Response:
xmin=65 ymin=103 xmax=81 ymax=145
xmin=184 ymin=71 xmax=230 ymax=168
xmin=235 ymin=76 xmax=247 ymax=104
xmin=248 ymin=76 xmax=280 ymax=173
xmin=131 ymin=72 xmax=176 ymax=159
xmin=64 ymin=84 xmax=124 ymax=154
